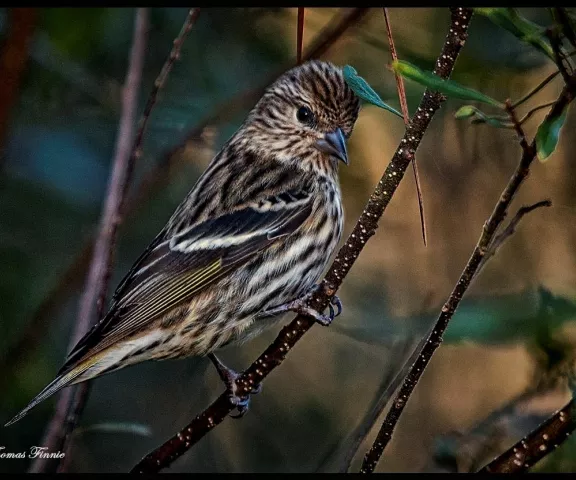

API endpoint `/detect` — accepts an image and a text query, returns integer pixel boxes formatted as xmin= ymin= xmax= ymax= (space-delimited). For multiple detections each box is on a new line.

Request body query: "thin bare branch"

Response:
xmin=478 ymin=399 xmax=575 ymax=473
xmin=359 ymin=63 xmax=576 ymax=476
xmin=477 ymin=199 xmax=552 ymax=274
xmin=133 ymin=8 xmax=200 ymax=160
xmin=382 ymin=7 xmax=427 ymax=246
xmin=519 ymin=101 xmax=556 ymax=125
xmin=512 ymin=71 xmax=559 ymax=108
xmin=131 ymin=7 xmax=473 ymax=473
xmin=29 ymin=8 xmax=150 ymax=473
xmin=334 ymin=331 xmax=432 ymax=472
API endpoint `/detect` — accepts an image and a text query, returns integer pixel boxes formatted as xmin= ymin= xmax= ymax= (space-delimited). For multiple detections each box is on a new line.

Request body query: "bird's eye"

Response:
xmin=296 ymin=106 xmax=315 ymax=125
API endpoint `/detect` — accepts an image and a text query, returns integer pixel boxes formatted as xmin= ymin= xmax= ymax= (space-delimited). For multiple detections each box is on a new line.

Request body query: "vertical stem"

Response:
xmin=29 ymin=8 xmax=150 ymax=473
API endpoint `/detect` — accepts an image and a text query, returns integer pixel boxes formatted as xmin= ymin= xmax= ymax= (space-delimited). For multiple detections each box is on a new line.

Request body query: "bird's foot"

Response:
xmin=208 ymin=354 xmax=261 ymax=419
xmin=259 ymin=284 xmax=343 ymax=327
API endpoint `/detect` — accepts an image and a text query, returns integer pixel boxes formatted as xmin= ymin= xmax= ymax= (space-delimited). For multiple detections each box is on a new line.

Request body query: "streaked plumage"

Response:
xmin=6 ymin=60 xmax=360 ymax=426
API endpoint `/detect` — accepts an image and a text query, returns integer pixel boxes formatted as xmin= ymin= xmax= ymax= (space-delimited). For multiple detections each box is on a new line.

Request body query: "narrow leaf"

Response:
xmin=77 ymin=422 xmax=152 ymax=437
xmin=343 ymin=65 xmax=403 ymax=118
xmin=392 ymin=60 xmax=504 ymax=108
xmin=455 ymin=105 xmax=513 ymax=128
xmin=535 ymin=105 xmax=569 ymax=161
xmin=475 ymin=8 xmax=555 ymax=60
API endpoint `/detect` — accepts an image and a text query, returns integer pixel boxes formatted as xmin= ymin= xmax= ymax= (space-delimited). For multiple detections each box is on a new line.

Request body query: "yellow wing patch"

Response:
xmin=86 ymin=259 xmax=223 ymax=355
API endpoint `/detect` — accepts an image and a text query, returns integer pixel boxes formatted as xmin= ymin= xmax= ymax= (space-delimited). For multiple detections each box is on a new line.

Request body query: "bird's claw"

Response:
xmin=328 ymin=295 xmax=342 ymax=320
xmin=208 ymin=354 xmax=261 ymax=419
xmin=228 ymin=394 xmax=250 ymax=419
xmin=259 ymin=287 xmax=343 ymax=327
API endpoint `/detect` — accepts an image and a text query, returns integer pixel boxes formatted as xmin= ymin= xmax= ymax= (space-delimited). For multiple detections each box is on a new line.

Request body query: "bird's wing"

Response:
xmin=60 ymin=189 xmax=313 ymax=372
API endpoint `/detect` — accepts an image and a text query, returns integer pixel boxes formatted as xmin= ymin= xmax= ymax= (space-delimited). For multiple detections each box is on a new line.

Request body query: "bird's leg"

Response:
xmin=258 ymin=284 xmax=343 ymax=326
xmin=207 ymin=353 xmax=261 ymax=419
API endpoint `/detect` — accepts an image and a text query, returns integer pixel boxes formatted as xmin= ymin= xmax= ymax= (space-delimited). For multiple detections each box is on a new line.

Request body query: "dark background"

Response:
xmin=0 ymin=8 xmax=575 ymax=473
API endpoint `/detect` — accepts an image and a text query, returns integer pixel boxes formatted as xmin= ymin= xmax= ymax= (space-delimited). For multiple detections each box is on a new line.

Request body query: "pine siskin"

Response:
xmin=6 ymin=59 xmax=360 ymax=426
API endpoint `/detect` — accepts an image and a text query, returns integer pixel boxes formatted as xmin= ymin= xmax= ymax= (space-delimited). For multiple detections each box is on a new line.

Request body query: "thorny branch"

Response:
xmin=359 ymin=54 xmax=576 ymax=476
xmin=29 ymin=8 xmax=150 ymax=473
xmin=131 ymin=8 xmax=473 ymax=473
xmin=0 ymin=8 xmax=369 ymax=392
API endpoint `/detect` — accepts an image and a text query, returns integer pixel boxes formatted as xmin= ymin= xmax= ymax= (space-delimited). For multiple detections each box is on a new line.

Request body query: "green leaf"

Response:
xmin=535 ymin=105 xmax=569 ymax=161
xmin=455 ymin=105 xmax=513 ymax=128
xmin=475 ymin=8 xmax=556 ymax=61
xmin=392 ymin=60 xmax=504 ymax=108
xmin=343 ymin=65 xmax=403 ymax=118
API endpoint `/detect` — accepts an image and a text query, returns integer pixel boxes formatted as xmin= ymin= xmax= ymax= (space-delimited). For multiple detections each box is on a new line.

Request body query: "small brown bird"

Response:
xmin=6 ymin=59 xmax=360 ymax=426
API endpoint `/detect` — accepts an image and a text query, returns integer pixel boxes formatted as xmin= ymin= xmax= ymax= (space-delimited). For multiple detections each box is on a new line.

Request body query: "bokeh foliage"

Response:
xmin=0 ymin=7 xmax=575 ymax=473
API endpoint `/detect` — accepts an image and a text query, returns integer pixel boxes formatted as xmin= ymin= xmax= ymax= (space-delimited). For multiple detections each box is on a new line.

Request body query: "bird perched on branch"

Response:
xmin=6 ymin=59 xmax=360 ymax=426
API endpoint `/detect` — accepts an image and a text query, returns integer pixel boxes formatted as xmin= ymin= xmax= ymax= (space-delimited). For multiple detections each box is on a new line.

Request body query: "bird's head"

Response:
xmin=241 ymin=60 xmax=361 ymax=176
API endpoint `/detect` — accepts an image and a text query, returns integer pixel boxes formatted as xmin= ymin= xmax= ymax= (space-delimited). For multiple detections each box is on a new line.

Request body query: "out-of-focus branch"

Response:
xmin=334 ymin=332 xmax=431 ymax=472
xmin=478 ymin=399 xmax=575 ymax=473
xmin=29 ymin=8 xmax=150 ymax=473
xmin=130 ymin=8 xmax=473 ymax=473
xmin=53 ymin=12 xmax=203 ymax=472
xmin=0 ymin=6 xmax=369 ymax=395
xmin=359 ymin=68 xmax=576 ymax=476
xmin=0 ymin=8 xmax=38 ymax=167
xmin=297 ymin=7 xmax=305 ymax=64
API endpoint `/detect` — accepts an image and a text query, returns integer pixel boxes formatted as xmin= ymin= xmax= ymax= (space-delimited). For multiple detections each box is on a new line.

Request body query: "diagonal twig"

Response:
xmin=476 ymin=199 xmax=552 ymax=275
xmin=478 ymin=399 xmax=575 ymax=473
xmin=131 ymin=7 xmax=473 ymax=473
xmin=519 ymin=101 xmax=557 ymax=125
xmin=359 ymin=64 xmax=576 ymax=475
xmin=382 ymin=7 xmax=427 ymax=246
xmin=29 ymin=8 xmax=151 ymax=473
xmin=334 ymin=331 xmax=432 ymax=472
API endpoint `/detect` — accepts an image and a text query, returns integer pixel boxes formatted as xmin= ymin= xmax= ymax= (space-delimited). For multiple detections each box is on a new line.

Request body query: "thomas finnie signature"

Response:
xmin=0 ymin=446 xmax=65 ymax=459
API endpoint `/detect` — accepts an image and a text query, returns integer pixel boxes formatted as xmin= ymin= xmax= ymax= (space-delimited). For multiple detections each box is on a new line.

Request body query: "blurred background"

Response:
xmin=0 ymin=7 xmax=575 ymax=473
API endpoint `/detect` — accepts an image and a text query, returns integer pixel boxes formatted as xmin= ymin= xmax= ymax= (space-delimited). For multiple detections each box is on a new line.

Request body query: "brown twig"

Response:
xmin=130 ymin=8 xmax=473 ymax=473
xmin=297 ymin=7 xmax=305 ymax=65
xmin=29 ymin=8 xmax=150 ymax=473
xmin=478 ymin=399 xmax=575 ymax=473
xmin=0 ymin=8 xmax=37 ymax=167
xmin=1 ymin=7 xmax=369 ymax=395
xmin=359 ymin=64 xmax=576 ymax=476
xmin=134 ymin=8 xmax=200 ymax=160
xmin=477 ymin=199 xmax=552 ymax=274
xmin=512 ymin=71 xmax=559 ymax=108
xmin=519 ymin=101 xmax=557 ymax=125
xmin=382 ymin=7 xmax=427 ymax=246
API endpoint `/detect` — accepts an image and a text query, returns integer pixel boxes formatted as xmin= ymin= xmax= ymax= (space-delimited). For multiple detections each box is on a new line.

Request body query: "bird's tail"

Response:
xmin=4 ymin=358 xmax=97 ymax=427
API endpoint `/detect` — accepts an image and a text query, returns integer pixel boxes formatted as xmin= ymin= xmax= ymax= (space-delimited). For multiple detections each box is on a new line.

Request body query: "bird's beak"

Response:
xmin=315 ymin=128 xmax=349 ymax=165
